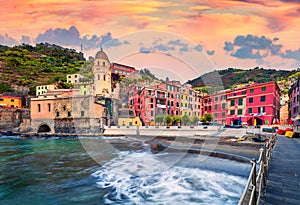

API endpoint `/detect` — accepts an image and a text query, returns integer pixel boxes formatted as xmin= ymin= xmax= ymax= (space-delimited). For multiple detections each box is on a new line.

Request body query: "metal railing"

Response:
xmin=238 ymin=133 xmax=277 ymax=205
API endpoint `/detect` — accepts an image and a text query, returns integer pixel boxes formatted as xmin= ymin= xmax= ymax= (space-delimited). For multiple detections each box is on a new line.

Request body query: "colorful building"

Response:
xmin=288 ymin=78 xmax=300 ymax=125
xmin=0 ymin=95 xmax=22 ymax=108
xmin=111 ymin=63 xmax=141 ymax=79
xmin=36 ymin=84 xmax=56 ymax=96
xmin=118 ymin=108 xmax=142 ymax=126
xmin=210 ymin=91 xmax=227 ymax=124
xmin=226 ymin=81 xmax=280 ymax=126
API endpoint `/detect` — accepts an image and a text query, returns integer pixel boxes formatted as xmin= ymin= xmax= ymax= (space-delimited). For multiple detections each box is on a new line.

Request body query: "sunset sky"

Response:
xmin=1 ymin=0 xmax=300 ymax=79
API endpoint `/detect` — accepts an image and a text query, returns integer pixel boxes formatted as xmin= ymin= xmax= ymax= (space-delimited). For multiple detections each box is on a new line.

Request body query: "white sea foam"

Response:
xmin=92 ymin=151 xmax=247 ymax=204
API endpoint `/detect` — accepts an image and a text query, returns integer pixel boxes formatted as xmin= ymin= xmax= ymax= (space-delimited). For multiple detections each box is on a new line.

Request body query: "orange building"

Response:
xmin=0 ymin=95 xmax=22 ymax=108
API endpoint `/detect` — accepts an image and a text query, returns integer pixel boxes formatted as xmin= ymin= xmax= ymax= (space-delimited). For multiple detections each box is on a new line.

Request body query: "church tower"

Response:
xmin=93 ymin=47 xmax=112 ymax=97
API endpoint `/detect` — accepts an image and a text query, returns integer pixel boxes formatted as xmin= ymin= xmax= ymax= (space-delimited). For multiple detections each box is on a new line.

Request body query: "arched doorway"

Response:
xmin=38 ymin=124 xmax=51 ymax=133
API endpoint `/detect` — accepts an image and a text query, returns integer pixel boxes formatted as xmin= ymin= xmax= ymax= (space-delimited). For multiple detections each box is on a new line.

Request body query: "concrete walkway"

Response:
xmin=262 ymin=136 xmax=300 ymax=205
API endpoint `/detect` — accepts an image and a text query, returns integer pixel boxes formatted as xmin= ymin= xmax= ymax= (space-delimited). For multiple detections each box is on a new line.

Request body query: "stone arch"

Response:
xmin=37 ymin=124 xmax=51 ymax=133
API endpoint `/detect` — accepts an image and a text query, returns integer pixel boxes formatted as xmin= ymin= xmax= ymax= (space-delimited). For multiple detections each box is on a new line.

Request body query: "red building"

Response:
xmin=226 ymin=81 xmax=280 ymax=126
xmin=111 ymin=63 xmax=141 ymax=79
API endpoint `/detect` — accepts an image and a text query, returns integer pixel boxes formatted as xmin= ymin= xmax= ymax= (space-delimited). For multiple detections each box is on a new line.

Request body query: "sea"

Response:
xmin=0 ymin=135 xmax=251 ymax=205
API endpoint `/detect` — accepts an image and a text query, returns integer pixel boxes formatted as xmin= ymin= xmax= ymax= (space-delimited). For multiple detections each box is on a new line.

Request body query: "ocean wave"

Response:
xmin=92 ymin=151 xmax=247 ymax=204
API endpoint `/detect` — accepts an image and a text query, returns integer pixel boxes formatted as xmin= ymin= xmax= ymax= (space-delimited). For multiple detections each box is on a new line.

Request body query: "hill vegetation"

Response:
xmin=0 ymin=43 xmax=85 ymax=95
xmin=187 ymin=67 xmax=299 ymax=92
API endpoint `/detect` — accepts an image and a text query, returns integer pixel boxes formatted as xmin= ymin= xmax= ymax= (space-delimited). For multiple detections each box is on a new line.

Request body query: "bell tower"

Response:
xmin=93 ymin=47 xmax=112 ymax=97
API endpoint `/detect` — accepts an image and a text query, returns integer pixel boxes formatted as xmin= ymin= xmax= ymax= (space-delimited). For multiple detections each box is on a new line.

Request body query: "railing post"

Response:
xmin=251 ymin=159 xmax=257 ymax=205
xmin=262 ymin=143 xmax=267 ymax=185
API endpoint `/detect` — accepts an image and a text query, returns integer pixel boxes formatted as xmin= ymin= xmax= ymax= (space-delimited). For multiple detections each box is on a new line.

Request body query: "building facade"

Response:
xmin=226 ymin=82 xmax=280 ymax=126
xmin=36 ymin=84 xmax=56 ymax=96
xmin=0 ymin=95 xmax=22 ymax=108
xmin=111 ymin=63 xmax=141 ymax=79
xmin=288 ymin=78 xmax=300 ymax=125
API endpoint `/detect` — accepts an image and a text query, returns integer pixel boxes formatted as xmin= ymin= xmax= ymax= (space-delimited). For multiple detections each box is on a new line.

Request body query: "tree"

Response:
xmin=172 ymin=116 xmax=182 ymax=126
xmin=0 ymin=82 xmax=13 ymax=93
xmin=154 ymin=115 xmax=165 ymax=126
xmin=164 ymin=115 xmax=173 ymax=126
xmin=191 ymin=115 xmax=200 ymax=125
xmin=181 ymin=114 xmax=190 ymax=126
xmin=200 ymin=114 xmax=214 ymax=123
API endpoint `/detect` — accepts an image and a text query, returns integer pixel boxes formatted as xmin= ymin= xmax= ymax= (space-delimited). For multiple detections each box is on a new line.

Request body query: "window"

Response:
xmin=75 ymin=75 xmax=77 ymax=78
xmin=238 ymin=98 xmax=243 ymax=105
xmin=222 ymin=112 xmax=226 ymax=118
xmin=63 ymin=105 xmax=66 ymax=111
xmin=151 ymin=98 xmax=154 ymax=103
xmin=38 ymin=104 xmax=41 ymax=112
xmin=103 ymin=62 xmax=105 ymax=67
xmin=56 ymin=111 xmax=59 ymax=117
xmin=248 ymin=108 xmax=252 ymax=114
xmin=84 ymin=91 xmax=86 ymax=95
xmin=250 ymin=89 xmax=254 ymax=93
xmin=48 ymin=103 xmax=51 ymax=112
xmin=68 ymin=111 xmax=71 ymax=117
xmin=214 ymin=104 xmax=218 ymax=110
xmin=249 ymin=97 xmax=253 ymax=103
xmin=214 ymin=113 xmax=218 ymax=118
xmin=68 ymin=76 xmax=71 ymax=78
xmin=231 ymin=99 xmax=235 ymax=106
xmin=148 ymin=90 xmax=151 ymax=96
xmin=242 ymin=91 xmax=246 ymax=95
xmin=103 ymin=75 xmax=106 ymax=81
xmin=150 ymin=104 xmax=153 ymax=108
xmin=238 ymin=109 xmax=242 ymax=115
xmin=215 ymin=97 xmax=218 ymax=101
xmin=0 ymin=98 xmax=3 ymax=101
xmin=222 ymin=103 xmax=226 ymax=109
xmin=11 ymin=105 xmax=14 ymax=108
xmin=262 ymin=86 xmax=266 ymax=91
xmin=98 ymin=75 xmax=100 ymax=80
xmin=11 ymin=99 xmax=14 ymax=102
xmin=230 ymin=110 xmax=235 ymax=115
xmin=260 ymin=96 xmax=266 ymax=102
xmin=233 ymin=93 xmax=236 ymax=96
xmin=81 ymin=111 xmax=84 ymax=117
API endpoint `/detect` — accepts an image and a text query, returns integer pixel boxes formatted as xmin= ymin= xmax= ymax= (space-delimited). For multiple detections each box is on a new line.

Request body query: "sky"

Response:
xmin=1 ymin=0 xmax=300 ymax=80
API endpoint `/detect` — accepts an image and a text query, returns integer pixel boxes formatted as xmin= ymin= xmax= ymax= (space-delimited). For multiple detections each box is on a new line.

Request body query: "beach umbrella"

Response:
xmin=253 ymin=118 xmax=257 ymax=126
xmin=265 ymin=119 xmax=269 ymax=125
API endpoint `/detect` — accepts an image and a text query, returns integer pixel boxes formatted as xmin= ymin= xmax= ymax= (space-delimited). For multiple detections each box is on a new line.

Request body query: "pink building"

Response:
xmin=155 ymin=81 xmax=181 ymax=117
xmin=289 ymin=78 xmax=300 ymax=125
xmin=226 ymin=81 xmax=280 ymax=126
xmin=210 ymin=91 xmax=227 ymax=124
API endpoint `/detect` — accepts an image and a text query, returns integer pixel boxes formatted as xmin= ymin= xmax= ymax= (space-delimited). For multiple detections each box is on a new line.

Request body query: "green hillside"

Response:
xmin=187 ymin=67 xmax=298 ymax=91
xmin=0 ymin=43 xmax=85 ymax=95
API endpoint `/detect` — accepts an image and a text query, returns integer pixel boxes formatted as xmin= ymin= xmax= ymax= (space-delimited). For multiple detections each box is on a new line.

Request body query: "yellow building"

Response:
xmin=118 ymin=109 xmax=142 ymax=126
xmin=180 ymin=86 xmax=189 ymax=116
xmin=0 ymin=95 xmax=22 ymax=108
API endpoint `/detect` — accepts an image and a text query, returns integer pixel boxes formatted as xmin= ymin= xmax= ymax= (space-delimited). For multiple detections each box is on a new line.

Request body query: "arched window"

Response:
xmin=103 ymin=75 xmax=106 ymax=81
xmin=97 ymin=61 xmax=99 ymax=66
xmin=103 ymin=61 xmax=105 ymax=67
xmin=98 ymin=74 xmax=100 ymax=80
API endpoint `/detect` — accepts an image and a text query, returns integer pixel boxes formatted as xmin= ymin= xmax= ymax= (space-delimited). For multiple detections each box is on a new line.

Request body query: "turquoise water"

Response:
xmin=0 ymin=136 xmax=250 ymax=205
